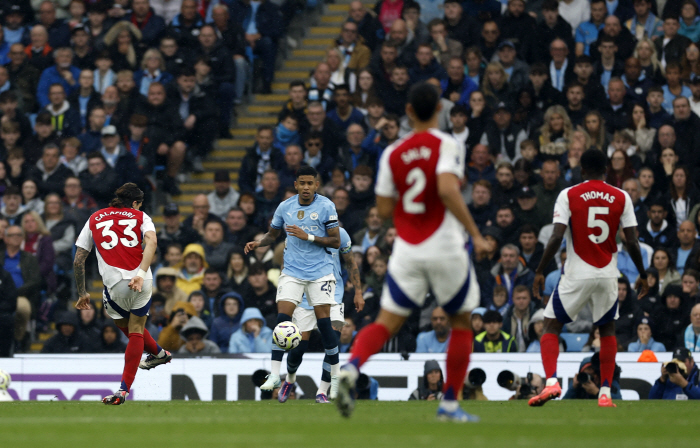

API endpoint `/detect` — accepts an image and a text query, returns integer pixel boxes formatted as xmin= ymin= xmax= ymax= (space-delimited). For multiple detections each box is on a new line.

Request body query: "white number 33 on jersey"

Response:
xmin=96 ymin=219 xmax=139 ymax=250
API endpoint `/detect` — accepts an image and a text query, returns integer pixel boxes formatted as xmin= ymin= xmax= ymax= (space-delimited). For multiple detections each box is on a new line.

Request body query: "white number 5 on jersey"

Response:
xmin=587 ymin=207 xmax=609 ymax=244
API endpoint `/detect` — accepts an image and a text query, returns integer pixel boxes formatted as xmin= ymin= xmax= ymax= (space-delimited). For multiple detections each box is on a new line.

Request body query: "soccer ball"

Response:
xmin=273 ymin=322 xmax=301 ymax=350
xmin=0 ymin=370 xmax=10 ymax=390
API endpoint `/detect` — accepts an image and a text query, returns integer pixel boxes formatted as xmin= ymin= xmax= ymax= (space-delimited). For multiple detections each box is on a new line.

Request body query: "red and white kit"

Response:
xmin=545 ymin=180 xmax=638 ymax=324
xmin=76 ymin=207 xmax=156 ymax=319
xmin=375 ymin=129 xmax=479 ymax=316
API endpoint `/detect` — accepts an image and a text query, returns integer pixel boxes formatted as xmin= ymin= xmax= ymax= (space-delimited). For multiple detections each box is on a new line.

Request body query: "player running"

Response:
xmin=335 ymin=82 xmax=491 ymax=422
xmin=281 ymin=226 xmax=364 ymax=403
xmin=74 ymin=183 xmax=171 ymax=405
xmin=244 ymin=166 xmax=343 ymax=402
xmin=529 ymin=149 xmax=648 ymax=408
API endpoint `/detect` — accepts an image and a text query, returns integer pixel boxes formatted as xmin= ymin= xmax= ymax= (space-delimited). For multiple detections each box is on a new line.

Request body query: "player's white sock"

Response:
xmin=317 ymin=381 xmax=331 ymax=396
xmin=545 ymin=377 xmax=558 ymax=387
xmin=156 ymin=349 xmax=166 ymax=358
xmin=439 ymin=399 xmax=459 ymax=412
xmin=331 ymin=363 xmax=340 ymax=377
xmin=599 ymin=386 xmax=611 ymax=398
xmin=271 ymin=360 xmax=282 ymax=377
xmin=286 ymin=372 xmax=296 ymax=383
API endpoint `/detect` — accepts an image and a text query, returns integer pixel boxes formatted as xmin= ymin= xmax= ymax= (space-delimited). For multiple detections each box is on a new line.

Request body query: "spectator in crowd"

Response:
xmin=77 ymin=107 xmax=106 ymax=154
xmin=178 ymin=316 xmax=221 ymax=354
xmin=655 ymin=16 xmax=692 ymax=67
xmin=98 ymin=125 xmax=146 ymax=191
xmin=491 ymin=244 xmax=535 ymax=302
xmin=628 ymin=317 xmax=667 ymax=352
xmin=78 ymin=152 xmax=120 ymax=208
xmin=176 ymin=243 xmax=208 ymax=295
xmin=681 ymin=270 xmax=700 ymax=302
xmin=188 ymin=290 xmax=214 ymax=329
xmin=127 ymin=0 xmax=167 ymax=50
xmin=519 ymin=224 xmax=557 ymax=276
xmin=657 ymin=284 xmax=689 ymax=349
xmin=480 ymin=102 xmax=527 ymax=163
xmin=353 ymin=205 xmax=384 ymax=253
xmin=0 ymin=91 xmax=32 ymax=142
xmin=408 ymin=359 xmax=444 ymax=400
xmin=639 ymin=199 xmax=679 ymax=248
xmin=158 ymin=301 xmax=196 ymax=352
xmin=468 ymin=180 xmax=496 ymax=230
xmin=348 ymin=1 xmax=385 ymax=52
xmin=43 ymin=83 xmax=81 ymax=138
xmin=379 ymin=65 xmax=410 ymax=116
xmin=209 ymin=291 xmax=245 ymax=353
xmin=239 ymin=125 xmax=283 ymax=194
xmin=416 ymin=307 xmax=451 ymax=353
xmin=649 ymin=348 xmax=700 ymax=399
xmin=157 ymin=203 xmax=201 ymax=258
xmin=41 ymin=311 xmax=91 ymax=353
xmin=21 ymin=211 xmax=55 ymax=295
xmin=575 ymin=0 xmax=607 ymax=57
xmin=502 ymin=285 xmax=538 ymax=352
xmin=526 ymin=309 xmax=546 ymax=353
xmin=155 ymin=267 xmax=188 ymax=315
xmin=278 ymin=144 xmax=305 ymax=191
xmin=0 ymin=261 xmax=17 ymax=357
xmin=474 ymin=310 xmax=518 ymax=352
xmin=676 ymin=221 xmax=699 ymax=273
xmin=98 ymin=322 xmax=127 ymax=354
xmin=685 ymin=303 xmax=700 ymax=352
xmin=224 ymin=207 xmax=260 ymax=248
xmin=327 ymin=84 xmax=365 ymax=132
xmin=183 ymin=194 xmax=222 ymax=238
xmin=37 ymin=1 xmax=71 ymax=49
xmin=241 ymin=262 xmax=277 ymax=325
xmin=207 ymin=170 xmax=240 ymax=221
xmin=228 ymin=307 xmax=272 ymax=353
xmin=337 ymin=20 xmax=371 ymax=73
xmin=202 ymin=220 xmax=236 ymax=274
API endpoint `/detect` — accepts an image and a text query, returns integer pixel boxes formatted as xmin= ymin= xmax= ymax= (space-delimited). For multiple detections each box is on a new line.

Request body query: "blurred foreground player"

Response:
xmin=530 ymin=149 xmax=649 ymax=408
xmin=74 ymin=183 xmax=171 ymax=405
xmin=335 ymin=82 xmax=491 ymax=422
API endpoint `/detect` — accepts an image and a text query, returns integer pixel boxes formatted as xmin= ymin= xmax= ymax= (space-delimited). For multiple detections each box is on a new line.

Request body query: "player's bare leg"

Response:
xmin=103 ymin=313 xmax=148 ymax=405
xmin=597 ymin=321 xmax=618 ymax=407
xmin=336 ymin=309 xmax=406 ymax=418
xmin=113 ymin=317 xmax=172 ymax=370
xmin=262 ymin=300 xmax=297 ymax=391
xmin=436 ymin=311 xmax=479 ymax=422
xmin=529 ymin=317 xmax=564 ymax=407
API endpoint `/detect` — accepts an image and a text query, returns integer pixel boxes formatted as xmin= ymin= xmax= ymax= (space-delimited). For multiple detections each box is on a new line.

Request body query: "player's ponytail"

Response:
xmin=110 ymin=183 xmax=145 ymax=208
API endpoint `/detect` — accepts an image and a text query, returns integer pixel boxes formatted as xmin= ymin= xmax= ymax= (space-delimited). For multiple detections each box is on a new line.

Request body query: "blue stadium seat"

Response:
xmin=560 ymin=333 xmax=589 ymax=352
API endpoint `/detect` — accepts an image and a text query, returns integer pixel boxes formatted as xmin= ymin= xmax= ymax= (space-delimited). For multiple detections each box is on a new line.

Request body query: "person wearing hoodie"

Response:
xmin=208 ymin=292 xmax=245 ymax=352
xmin=76 ymin=301 xmax=102 ymax=341
xmin=178 ymin=315 xmax=221 ymax=354
xmin=408 ymin=360 xmax=444 ymax=400
xmin=563 ymin=353 xmax=623 ymax=400
xmin=41 ymin=311 xmax=92 ymax=353
xmin=526 ymin=309 xmax=546 ymax=352
xmin=157 ymin=301 xmax=197 ymax=352
xmin=99 ymin=321 xmax=128 ymax=354
xmin=656 ymin=284 xmax=690 ymax=351
xmin=628 ymin=317 xmax=666 ymax=352
xmin=615 ymin=275 xmax=642 ymax=349
xmin=187 ymin=290 xmax=213 ymax=329
xmin=176 ymin=243 xmax=208 ymax=296
xmin=229 ymin=307 xmax=273 ymax=353
xmin=155 ymin=267 xmax=188 ymax=314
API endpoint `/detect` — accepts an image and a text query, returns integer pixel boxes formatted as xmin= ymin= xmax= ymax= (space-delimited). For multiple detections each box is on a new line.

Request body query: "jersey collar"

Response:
xmin=297 ymin=193 xmax=318 ymax=207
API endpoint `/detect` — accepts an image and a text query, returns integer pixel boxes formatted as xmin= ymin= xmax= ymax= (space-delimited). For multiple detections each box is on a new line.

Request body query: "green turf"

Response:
xmin=0 ymin=400 xmax=695 ymax=448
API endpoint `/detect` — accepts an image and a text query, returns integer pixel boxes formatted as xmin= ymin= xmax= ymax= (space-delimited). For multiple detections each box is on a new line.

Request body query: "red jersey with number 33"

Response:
xmin=375 ymin=129 xmax=467 ymax=253
xmin=75 ymin=207 xmax=156 ymax=288
xmin=553 ymin=180 xmax=637 ymax=280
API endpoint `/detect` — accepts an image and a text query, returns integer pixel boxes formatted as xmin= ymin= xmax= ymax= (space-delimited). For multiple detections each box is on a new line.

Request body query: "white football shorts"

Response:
xmin=381 ymin=249 xmax=480 ymax=317
xmin=102 ymin=279 xmax=152 ymax=320
xmin=276 ymin=273 xmax=336 ymax=307
xmin=292 ymin=303 xmax=345 ymax=332
xmin=544 ymin=275 xmax=619 ymax=325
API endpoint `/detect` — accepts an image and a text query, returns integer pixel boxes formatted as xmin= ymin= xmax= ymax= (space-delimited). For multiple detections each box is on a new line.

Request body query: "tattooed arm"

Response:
xmin=74 ymin=247 xmax=92 ymax=310
xmin=342 ymin=251 xmax=365 ymax=312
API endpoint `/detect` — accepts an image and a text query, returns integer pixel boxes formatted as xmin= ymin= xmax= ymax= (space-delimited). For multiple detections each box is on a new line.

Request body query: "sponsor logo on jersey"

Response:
xmin=310 ymin=212 xmax=319 ymax=220
xmin=297 ymin=211 xmax=304 ymax=219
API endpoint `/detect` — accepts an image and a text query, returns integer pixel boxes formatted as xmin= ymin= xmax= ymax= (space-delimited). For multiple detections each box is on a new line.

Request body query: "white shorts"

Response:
xmin=544 ymin=275 xmax=618 ymax=325
xmin=380 ymin=249 xmax=480 ymax=317
xmin=102 ymin=280 xmax=153 ymax=320
xmin=276 ymin=273 xmax=336 ymax=307
xmin=292 ymin=303 xmax=345 ymax=332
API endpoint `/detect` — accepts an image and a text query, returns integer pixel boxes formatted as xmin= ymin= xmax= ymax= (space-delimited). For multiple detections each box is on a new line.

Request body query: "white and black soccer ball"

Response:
xmin=0 ymin=370 xmax=11 ymax=390
xmin=273 ymin=322 xmax=301 ymax=350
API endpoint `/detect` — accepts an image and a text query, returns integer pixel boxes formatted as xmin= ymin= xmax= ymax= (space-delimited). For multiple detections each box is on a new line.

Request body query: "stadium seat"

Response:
xmin=560 ymin=333 xmax=589 ymax=352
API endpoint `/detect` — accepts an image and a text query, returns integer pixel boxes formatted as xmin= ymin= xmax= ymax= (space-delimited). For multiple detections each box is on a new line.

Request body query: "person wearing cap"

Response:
xmin=474 ymin=310 xmax=518 ymax=352
xmin=408 ymin=360 xmax=444 ymax=400
xmin=43 ymin=83 xmax=81 ymax=137
xmin=649 ymin=347 xmax=700 ymax=399
xmin=179 ymin=315 xmax=221 ymax=354
xmin=4 ymin=6 xmax=31 ymax=46
xmin=98 ymin=124 xmax=148 ymax=193
xmin=496 ymin=40 xmax=528 ymax=92
xmin=41 ymin=310 xmax=93 ymax=353
xmin=479 ymin=101 xmax=527 ymax=164
xmin=515 ymin=186 xmax=548 ymax=232
xmin=687 ymin=76 xmax=700 ymax=117
xmin=563 ymin=353 xmax=623 ymax=400
xmin=207 ymin=170 xmax=241 ymax=221
xmin=158 ymin=202 xmax=201 ymax=254
xmin=628 ymin=317 xmax=666 ymax=352
xmin=70 ymin=25 xmax=94 ymax=70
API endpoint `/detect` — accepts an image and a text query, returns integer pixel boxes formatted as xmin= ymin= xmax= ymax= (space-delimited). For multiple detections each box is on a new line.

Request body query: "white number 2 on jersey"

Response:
xmin=587 ymin=207 xmax=610 ymax=244
xmin=403 ymin=168 xmax=426 ymax=214
xmin=95 ymin=219 xmax=139 ymax=250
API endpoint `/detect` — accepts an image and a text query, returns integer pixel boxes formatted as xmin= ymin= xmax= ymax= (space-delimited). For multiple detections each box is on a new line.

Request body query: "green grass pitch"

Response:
xmin=0 ymin=400 xmax=696 ymax=448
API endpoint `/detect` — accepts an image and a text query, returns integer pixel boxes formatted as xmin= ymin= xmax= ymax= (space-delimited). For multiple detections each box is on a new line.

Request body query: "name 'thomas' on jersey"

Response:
xmin=553 ymin=180 xmax=637 ymax=280
xmin=75 ymin=207 xmax=156 ymax=288
xmin=375 ymin=129 xmax=466 ymax=255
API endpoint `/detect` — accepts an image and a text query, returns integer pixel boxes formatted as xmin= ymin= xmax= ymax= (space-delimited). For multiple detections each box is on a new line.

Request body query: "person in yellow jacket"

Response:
xmin=157 ymin=301 xmax=197 ymax=352
xmin=176 ymin=244 xmax=208 ymax=295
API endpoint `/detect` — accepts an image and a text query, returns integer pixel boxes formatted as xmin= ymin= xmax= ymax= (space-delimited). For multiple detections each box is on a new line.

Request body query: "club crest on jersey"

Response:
xmin=310 ymin=212 xmax=318 ymax=220
xmin=297 ymin=211 xmax=304 ymax=219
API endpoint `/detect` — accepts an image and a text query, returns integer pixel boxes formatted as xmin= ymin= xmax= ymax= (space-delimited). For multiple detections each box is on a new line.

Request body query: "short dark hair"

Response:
xmin=304 ymin=130 xmax=323 ymax=142
xmin=450 ymin=104 xmax=469 ymax=116
xmin=647 ymin=85 xmax=663 ymax=95
xmin=178 ymin=67 xmax=196 ymax=77
xmin=204 ymin=267 xmax=221 ymax=277
xmin=482 ymin=310 xmax=503 ymax=323
xmin=204 ymin=218 xmax=224 ymax=231
xmin=248 ymin=262 xmax=267 ymax=277
xmin=86 ymin=151 xmax=106 ymax=162
xmin=519 ymin=224 xmax=538 ymax=236
xmin=542 ymin=0 xmax=558 ymax=11
xmin=683 ymin=268 xmax=700 ymax=281
xmin=35 ymin=111 xmax=53 ymax=126
xmin=4 ymin=186 xmax=20 ymax=197
xmin=257 ymin=124 xmax=273 ymax=134
xmin=296 ymin=165 xmax=319 ymax=179
xmin=333 ymin=84 xmax=350 ymax=94
xmin=110 ymin=183 xmax=144 ymax=208
xmin=289 ymin=80 xmax=307 ymax=90
xmin=580 ymin=148 xmax=608 ymax=177
xmin=408 ymin=82 xmax=440 ymax=122
xmin=0 ymin=91 xmax=18 ymax=104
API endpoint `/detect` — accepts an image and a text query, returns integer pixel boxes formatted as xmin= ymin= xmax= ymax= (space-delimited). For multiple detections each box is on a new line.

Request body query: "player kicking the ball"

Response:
xmin=245 ymin=166 xmax=343 ymax=402
xmin=284 ymin=226 xmax=364 ymax=403
xmin=74 ymin=183 xmax=171 ymax=405
xmin=335 ymin=82 xmax=491 ymax=422
xmin=529 ymin=149 xmax=648 ymax=408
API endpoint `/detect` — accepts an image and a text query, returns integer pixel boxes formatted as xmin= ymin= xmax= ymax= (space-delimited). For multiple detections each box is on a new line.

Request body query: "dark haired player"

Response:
xmin=245 ymin=166 xmax=342 ymax=402
xmin=74 ymin=183 xmax=171 ymax=405
xmin=335 ymin=82 xmax=491 ymax=422
xmin=530 ymin=149 xmax=649 ymax=408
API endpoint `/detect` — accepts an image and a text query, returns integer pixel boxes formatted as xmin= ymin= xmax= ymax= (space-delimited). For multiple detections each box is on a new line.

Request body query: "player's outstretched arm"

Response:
xmin=128 ymin=230 xmax=157 ymax=293
xmin=533 ymin=223 xmax=567 ymax=303
xmin=343 ymin=251 xmax=365 ymax=312
xmin=74 ymin=247 xmax=91 ymax=309
xmin=623 ymin=226 xmax=649 ymax=298
xmin=244 ymin=228 xmax=281 ymax=254
xmin=436 ymin=172 xmax=490 ymax=257
xmin=286 ymin=225 xmax=341 ymax=249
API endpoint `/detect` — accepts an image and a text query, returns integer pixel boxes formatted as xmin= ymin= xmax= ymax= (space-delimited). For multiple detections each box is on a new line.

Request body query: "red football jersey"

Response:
xmin=76 ymin=207 xmax=156 ymax=287
xmin=553 ymin=180 xmax=637 ymax=279
xmin=375 ymin=129 xmax=465 ymax=246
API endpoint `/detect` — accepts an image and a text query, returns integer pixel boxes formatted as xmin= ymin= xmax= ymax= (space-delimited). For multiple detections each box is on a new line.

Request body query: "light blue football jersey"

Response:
xmin=270 ymin=193 xmax=339 ymax=281
xmin=298 ymin=227 xmax=351 ymax=310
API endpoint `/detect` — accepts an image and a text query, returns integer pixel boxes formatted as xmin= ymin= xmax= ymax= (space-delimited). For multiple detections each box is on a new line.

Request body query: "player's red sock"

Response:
xmin=599 ymin=335 xmax=617 ymax=389
xmin=347 ymin=323 xmax=391 ymax=369
xmin=120 ymin=333 xmax=144 ymax=391
xmin=540 ymin=333 xmax=560 ymax=379
xmin=442 ymin=328 xmax=472 ymax=400
xmin=118 ymin=327 xmax=161 ymax=355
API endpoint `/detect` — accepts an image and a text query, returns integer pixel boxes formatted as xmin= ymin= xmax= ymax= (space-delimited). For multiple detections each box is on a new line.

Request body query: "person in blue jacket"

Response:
xmin=627 ymin=317 xmax=666 ymax=352
xmin=563 ymin=354 xmax=623 ymax=399
xmin=649 ymin=348 xmax=700 ymax=399
xmin=36 ymin=48 xmax=81 ymax=108
xmin=208 ymin=291 xmax=245 ymax=352
xmin=229 ymin=307 xmax=272 ymax=353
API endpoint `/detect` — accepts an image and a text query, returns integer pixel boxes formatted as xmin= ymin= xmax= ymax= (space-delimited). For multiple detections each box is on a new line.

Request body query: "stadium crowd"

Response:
xmin=1 ymin=0 xmax=700 ymax=368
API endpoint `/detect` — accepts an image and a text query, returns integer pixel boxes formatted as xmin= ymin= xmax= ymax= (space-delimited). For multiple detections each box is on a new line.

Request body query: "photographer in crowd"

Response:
xmin=649 ymin=348 xmax=700 ymax=399
xmin=408 ymin=360 xmax=444 ymax=400
xmin=563 ymin=353 xmax=622 ymax=400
